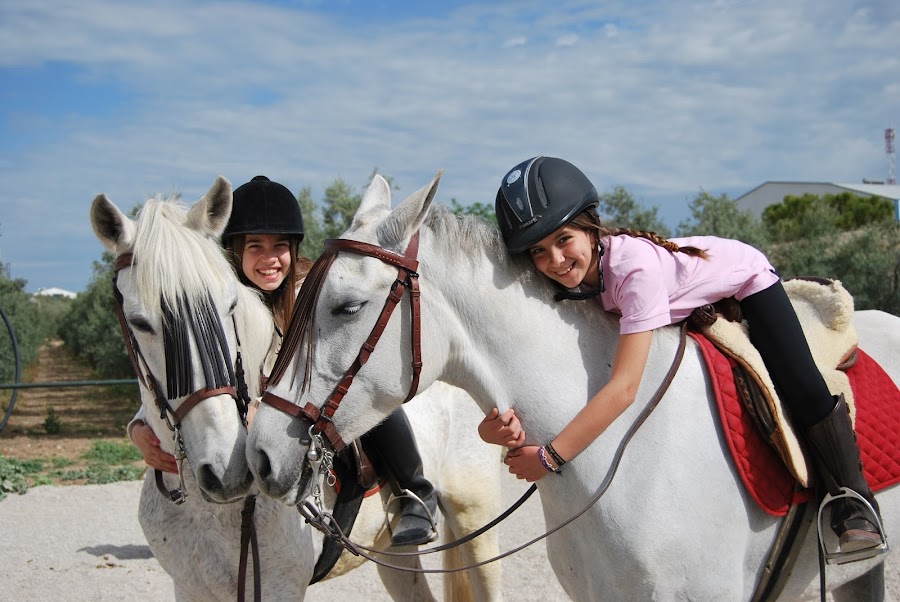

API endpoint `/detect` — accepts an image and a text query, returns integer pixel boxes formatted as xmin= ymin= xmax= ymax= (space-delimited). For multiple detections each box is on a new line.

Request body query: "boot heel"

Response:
xmin=817 ymin=487 xmax=889 ymax=564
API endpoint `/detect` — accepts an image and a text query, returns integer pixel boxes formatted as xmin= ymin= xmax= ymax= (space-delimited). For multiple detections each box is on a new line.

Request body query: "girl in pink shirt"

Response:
xmin=479 ymin=156 xmax=884 ymax=560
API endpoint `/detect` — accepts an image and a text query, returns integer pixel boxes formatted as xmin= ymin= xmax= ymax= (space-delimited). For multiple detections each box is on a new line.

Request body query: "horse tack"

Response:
xmin=112 ymin=252 xmax=246 ymax=502
xmin=113 ymin=252 xmax=262 ymax=602
xmin=265 ymin=229 xmax=694 ymax=574
xmin=261 ymin=233 xmax=423 ymax=453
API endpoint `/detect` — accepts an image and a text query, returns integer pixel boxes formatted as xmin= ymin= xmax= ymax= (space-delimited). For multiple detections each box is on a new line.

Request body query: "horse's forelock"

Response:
xmin=132 ymin=197 xmax=233 ymax=320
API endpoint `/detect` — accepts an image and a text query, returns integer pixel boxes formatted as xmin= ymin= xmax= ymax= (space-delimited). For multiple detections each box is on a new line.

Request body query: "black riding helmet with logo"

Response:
xmin=495 ymin=156 xmax=599 ymax=254
xmin=495 ymin=157 xmax=605 ymax=299
xmin=223 ymin=175 xmax=304 ymax=242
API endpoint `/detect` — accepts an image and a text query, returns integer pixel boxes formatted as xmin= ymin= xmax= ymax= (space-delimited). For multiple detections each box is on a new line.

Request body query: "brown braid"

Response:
xmin=570 ymin=210 xmax=709 ymax=260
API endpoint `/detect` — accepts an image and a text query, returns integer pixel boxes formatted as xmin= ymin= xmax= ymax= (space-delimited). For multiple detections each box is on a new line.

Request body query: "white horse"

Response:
xmin=246 ymin=171 xmax=900 ymax=601
xmin=90 ymin=178 xmax=504 ymax=601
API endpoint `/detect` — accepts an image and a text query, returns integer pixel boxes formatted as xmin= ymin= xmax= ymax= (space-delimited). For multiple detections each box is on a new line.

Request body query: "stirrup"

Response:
xmin=384 ymin=488 xmax=438 ymax=542
xmin=816 ymin=487 xmax=889 ymax=565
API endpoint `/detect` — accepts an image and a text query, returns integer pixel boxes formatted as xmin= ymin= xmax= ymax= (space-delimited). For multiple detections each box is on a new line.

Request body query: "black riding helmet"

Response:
xmin=223 ymin=175 xmax=304 ymax=241
xmin=495 ymin=156 xmax=599 ymax=254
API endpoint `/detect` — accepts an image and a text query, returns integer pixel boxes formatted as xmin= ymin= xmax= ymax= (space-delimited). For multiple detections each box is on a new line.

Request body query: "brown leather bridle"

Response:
xmin=260 ymin=233 xmax=423 ymax=453
xmin=112 ymin=253 xmax=247 ymax=502
xmin=113 ymin=251 xmax=262 ymax=602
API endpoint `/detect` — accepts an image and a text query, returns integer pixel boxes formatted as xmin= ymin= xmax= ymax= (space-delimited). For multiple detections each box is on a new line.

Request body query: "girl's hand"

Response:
xmin=478 ymin=408 xmax=525 ymax=448
xmin=132 ymin=422 xmax=178 ymax=474
xmin=504 ymin=445 xmax=552 ymax=482
xmin=247 ymin=400 xmax=260 ymax=428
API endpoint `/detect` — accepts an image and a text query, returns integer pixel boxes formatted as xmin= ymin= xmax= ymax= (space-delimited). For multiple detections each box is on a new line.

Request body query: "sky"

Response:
xmin=0 ymin=0 xmax=898 ymax=294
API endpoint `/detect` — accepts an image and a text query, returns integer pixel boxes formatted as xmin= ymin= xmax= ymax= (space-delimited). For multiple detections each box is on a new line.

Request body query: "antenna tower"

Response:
xmin=887 ymin=128 xmax=896 ymax=185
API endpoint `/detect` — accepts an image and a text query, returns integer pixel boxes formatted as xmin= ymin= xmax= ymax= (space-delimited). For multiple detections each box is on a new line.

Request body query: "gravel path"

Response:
xmin=0 ymin=474 xmax=566 ymax=601
xmin=1 ymin=475 xmax=897 ymax=601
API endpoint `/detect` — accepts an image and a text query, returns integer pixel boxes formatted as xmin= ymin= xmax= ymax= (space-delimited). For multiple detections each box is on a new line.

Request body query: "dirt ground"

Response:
xmin=0 ymin=340 xmax=144 ymax=483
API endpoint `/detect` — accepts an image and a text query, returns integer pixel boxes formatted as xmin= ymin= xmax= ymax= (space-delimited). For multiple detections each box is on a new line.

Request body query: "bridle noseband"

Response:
xmin=260 ymin=233 xmax=422 ymax=453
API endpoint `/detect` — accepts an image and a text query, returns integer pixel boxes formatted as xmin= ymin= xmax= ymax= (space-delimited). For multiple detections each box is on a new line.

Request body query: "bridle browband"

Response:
xmin=260 ymin=233 xmax=422 ymax=453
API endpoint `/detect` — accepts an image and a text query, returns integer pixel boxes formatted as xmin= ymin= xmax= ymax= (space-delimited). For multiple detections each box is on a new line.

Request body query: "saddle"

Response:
xmin=689 ymin=278 xmax=859 ymax=488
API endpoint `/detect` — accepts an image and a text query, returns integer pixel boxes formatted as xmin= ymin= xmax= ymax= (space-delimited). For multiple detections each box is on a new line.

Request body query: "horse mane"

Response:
xmin=132 ymin=197 xmax=274 ymax=393
xmin=423 ymin=204 xmax=558 ymax=296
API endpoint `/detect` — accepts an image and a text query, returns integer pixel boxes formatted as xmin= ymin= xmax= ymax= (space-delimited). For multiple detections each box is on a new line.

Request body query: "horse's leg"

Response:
xmin=830 ymin=561 xmax=886 ymax=602
xmin=437 ymin=491 xmax=503 ymax=602
xmin=372 ymin=526 xmax=438 ymax=602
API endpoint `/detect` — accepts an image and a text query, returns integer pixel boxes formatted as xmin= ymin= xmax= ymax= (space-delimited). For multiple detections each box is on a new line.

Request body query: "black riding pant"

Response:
xmin=738 ymin=280 xmax=836 ymax=427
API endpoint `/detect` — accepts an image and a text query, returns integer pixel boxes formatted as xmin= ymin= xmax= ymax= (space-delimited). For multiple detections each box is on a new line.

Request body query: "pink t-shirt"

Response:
xmin=598 ymin=235 xmax=779 ymax=334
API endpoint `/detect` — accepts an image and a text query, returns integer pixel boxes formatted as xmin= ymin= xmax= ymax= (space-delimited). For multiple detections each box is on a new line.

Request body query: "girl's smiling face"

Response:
xmin=528 ymin=225 xmax=599 ymax=289
xmin=241 ymin=234 xmax=292 ymax=292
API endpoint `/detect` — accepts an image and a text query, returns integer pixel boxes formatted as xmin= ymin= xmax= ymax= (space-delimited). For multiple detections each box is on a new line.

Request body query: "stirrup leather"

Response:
xmin=816 ymin=487 xmax=889 ymax=564
xmin=384 ymin=488 xmax=438 ymax=543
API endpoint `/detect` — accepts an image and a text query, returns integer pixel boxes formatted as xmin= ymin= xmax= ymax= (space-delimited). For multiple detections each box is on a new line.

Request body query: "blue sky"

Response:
xmin=1 ymin=0 xmax=898 ymax=293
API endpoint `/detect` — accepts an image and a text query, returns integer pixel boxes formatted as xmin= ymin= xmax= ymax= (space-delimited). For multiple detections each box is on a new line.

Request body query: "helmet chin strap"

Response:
xmin=553 ymin=241 xmax=605 ymax=302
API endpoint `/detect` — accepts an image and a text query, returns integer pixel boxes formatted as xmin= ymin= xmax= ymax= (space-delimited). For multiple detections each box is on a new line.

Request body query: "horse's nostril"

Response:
xmin=256 ymin=450 xmax=273 ymax=482
xmin=195 ymin=463 xmax=224 ymax=494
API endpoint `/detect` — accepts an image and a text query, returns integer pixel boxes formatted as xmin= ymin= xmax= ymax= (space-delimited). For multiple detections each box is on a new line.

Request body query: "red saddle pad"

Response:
xmin=690 ymin=332 xmax=900 ymax=516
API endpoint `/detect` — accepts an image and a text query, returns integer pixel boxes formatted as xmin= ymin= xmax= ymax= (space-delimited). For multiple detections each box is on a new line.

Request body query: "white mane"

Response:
xmin=131 ymin=196 xmax=273 ymax=394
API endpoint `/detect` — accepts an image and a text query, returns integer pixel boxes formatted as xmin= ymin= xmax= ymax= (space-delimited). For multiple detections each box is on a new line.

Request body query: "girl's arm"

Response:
xmin=504 ymin=330 xmax=653 ymax=481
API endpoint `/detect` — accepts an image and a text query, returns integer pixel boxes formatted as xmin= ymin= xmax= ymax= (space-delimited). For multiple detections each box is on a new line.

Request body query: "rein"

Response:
xmin=113 ymin=252 xmax=261 ymax=602
xmin=298 ymin=321 xmax=689 ymax=574
xmin=261 ymin=234 xmax=423 ymax=453
xmin=256 ymin=229 xmax=691 ymax=573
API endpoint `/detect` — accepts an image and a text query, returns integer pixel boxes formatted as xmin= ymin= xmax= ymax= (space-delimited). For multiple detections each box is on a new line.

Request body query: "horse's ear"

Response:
xmin=350 ymin=174 xmax=393 ymax=229
xmin=90 ymin=194 xmax=136 ymax=254
xmin=377 ymin=170 xmax=442 ymax=248
xmin=187 ymin=176 xmax=232 ymax=238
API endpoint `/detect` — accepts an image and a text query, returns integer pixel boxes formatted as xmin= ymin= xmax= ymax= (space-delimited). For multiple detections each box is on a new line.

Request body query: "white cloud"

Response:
xmin=0 ymin=0 xmax=897 ymax=292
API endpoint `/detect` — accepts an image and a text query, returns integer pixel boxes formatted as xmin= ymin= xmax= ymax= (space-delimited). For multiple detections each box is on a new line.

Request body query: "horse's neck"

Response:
xmin=424 ymin=240 xmax=620 ymax=442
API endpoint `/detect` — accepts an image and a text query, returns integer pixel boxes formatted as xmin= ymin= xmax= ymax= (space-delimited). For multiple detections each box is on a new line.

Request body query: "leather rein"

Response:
xmin=112 ymin=253 xmax=261 ymax=602
xmin=260 ymin=234 xmax=423 ymax=453
xmin=254 ymin=231 xmax=691 ymax=574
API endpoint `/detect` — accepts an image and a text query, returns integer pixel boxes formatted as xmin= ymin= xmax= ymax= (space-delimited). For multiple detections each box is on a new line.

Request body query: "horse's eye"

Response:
xmin=333 ymin=301 xmax=367 ymax=316
xmin=129 ymin=316 xmax=155 ymax=334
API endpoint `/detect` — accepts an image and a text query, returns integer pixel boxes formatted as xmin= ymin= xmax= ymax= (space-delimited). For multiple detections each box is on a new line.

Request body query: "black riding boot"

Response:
xmin=805 ymin=394 xmax=885 ymax=556
xmin=362 ymin=409 xmax=438 ymax=546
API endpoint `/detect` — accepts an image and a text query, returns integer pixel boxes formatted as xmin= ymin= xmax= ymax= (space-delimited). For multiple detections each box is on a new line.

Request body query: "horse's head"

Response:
xmin=246 ymin=172 xmax=447 ymax=504
xmin=90 ymin=177 xmax=273 ymax=503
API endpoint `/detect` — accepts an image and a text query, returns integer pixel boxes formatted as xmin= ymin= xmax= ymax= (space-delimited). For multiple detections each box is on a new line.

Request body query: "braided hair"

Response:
xmin=570 ymin=209 xmax=709 ymax=260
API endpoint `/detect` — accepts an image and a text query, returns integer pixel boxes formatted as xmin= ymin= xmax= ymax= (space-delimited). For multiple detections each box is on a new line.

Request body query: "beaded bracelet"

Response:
xmin=538 ymin=446 xmax=562 ymax=475
xmin=545 ymin=442 xmax=566 ymax=467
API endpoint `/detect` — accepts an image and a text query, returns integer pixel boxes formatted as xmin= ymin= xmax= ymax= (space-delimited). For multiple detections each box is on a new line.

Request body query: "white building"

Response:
xmin=736 ymin=181 xmax=900 ymax=220
xmin=34 ymin=287 xmax=77 ymax=299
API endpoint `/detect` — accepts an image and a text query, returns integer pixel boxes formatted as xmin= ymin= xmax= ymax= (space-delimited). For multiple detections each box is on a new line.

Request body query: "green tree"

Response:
xmin=300 ymin=169 xmax=396 ymax=259
xmin=599 ymin=186 xmax=671 ymax=237
xmin=768 ymin=221 xmax=900 ymax=315
xmin=763 ymin=192 xmax=892 ymax=242
xmin=0 ymin=266 xmax=46 ymax=385
xmin=677 ymin=190 xmax=768 ymax=248
xmin=298 ymin=185 xmax=326 ymax=260
xmin=58 ymin=255 xmax=132 ymax=378
xmin=446 ymin=198 xmax=497 ymax=226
